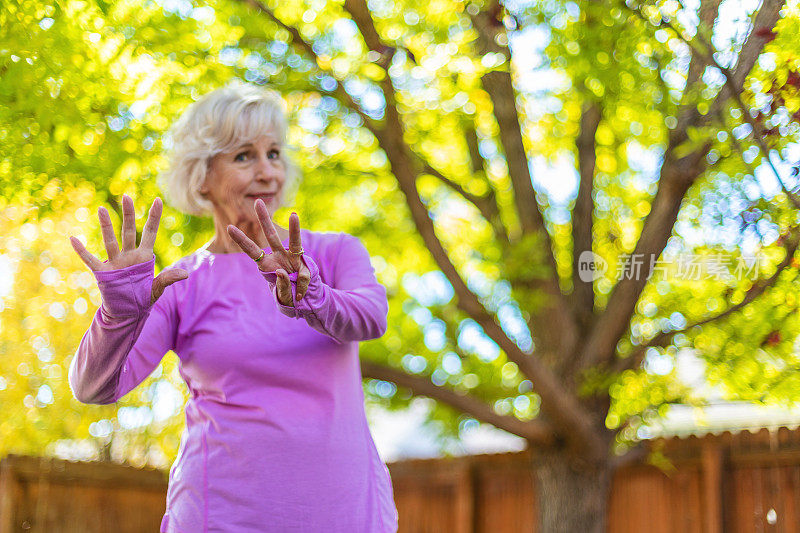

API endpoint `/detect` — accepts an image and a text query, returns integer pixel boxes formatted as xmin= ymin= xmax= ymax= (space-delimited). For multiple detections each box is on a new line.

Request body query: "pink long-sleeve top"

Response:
xmin=68 ymin=229 xmax=398 ymax=532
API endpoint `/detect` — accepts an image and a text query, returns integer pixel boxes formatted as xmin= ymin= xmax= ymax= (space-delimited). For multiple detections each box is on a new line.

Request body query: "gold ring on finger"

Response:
xmin=254 ymin=250 xmax=265 ymax=262
xmin=285 ymin=247 xmax=304 ymax=256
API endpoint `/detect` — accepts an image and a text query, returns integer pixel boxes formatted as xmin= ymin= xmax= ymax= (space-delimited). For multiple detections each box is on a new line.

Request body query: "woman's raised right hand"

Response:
xmin=69 ymin=194 xmax=188 ymax=305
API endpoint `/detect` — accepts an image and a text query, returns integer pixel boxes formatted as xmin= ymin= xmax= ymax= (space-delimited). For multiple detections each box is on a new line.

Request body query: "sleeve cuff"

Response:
xmin=93 ymin=255 xmax=155 ymax=318
xmin=260 ymin=253 xmax=321 ymax=319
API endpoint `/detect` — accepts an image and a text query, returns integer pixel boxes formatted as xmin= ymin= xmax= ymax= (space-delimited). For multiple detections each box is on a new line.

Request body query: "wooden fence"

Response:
xmin=0 ymin=455 xmax=166 ymax=533
xmin=2 ymin=427 xmax=800 ymax=532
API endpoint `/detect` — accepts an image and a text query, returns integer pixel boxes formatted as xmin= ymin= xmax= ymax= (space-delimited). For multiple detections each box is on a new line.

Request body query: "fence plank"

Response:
xmin=0 ymin=460 xmax=17 ymax=533
xmin=702 ymin=439 xmax=724 ymax=533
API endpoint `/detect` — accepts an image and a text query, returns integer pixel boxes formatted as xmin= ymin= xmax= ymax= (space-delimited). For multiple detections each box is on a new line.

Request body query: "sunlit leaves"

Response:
xmin=3 ymin=0 xmax=800 ymax=464
xmin=0 ymin=192 xmax=188 ymax=466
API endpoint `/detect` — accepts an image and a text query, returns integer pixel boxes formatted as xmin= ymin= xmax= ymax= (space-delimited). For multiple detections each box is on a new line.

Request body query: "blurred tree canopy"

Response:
xmin=2 ymin=0 xmax=800 ymax=528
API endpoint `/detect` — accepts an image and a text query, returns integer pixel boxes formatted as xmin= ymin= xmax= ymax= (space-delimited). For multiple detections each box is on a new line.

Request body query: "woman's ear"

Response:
xmin=200 ymin=159 xmax=215 ymax=196
xmin=198 ymin=172 xmax=211 ymax=196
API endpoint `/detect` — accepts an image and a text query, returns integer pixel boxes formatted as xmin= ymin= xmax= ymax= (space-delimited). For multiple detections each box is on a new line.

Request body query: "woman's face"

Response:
xmin=201 ymin=133 xmax=287 ymax=229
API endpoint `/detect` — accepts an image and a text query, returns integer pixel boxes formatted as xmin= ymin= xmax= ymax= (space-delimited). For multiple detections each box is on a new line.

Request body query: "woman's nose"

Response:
xmin=254 ymin=154 xmax=279 ymax=180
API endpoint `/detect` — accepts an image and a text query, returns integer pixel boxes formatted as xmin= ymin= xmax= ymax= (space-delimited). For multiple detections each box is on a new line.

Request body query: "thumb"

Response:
xmin=150 ymin=268 xmax=189 ymax=305
xmin=275 ymin=269 xmax=294 ymax=307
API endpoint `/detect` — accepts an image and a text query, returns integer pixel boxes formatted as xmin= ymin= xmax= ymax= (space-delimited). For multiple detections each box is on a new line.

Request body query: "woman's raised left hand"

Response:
xmin=226 ymin=198 xmax=311 ymax=307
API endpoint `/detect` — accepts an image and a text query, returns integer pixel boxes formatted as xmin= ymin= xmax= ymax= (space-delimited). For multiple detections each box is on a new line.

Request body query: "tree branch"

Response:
xmin=470 ymin=3 xmax=580 ymax=366
xmin=461 ymin=115 xmax=510 ymax=244
xmin=341 ymin=1 xmax=511 ymax=244
xmin=469 ymin=6 xmax=545 ymax=239
xmin=343 ymin=0 xmax=383 ymax=51
xmin=365 ymin=80 xmax=611 ymax=460
xmin=577 ymin=140 xmax=711 ymax=371
xmin=236 ymin=0 xmax=380 ymax=133
xmin=240 ymin=0 xmax=602 ymax=455
xmin=641 ymin=0 xmax=792 ymax=207
xmin=582 ymin=0 xmax=785 ymax=371
xmin=340 ymin=0 xmax=538 ymax=372
xmin=631 ymin=0 xmax=790 ymax=205
xmin=614 ymin=228 xmax=800 ymax=374
xmin=571 ymin=102 xmax=601 ymax=329
xmin=464 ymin=119 xmax=487 ymax=176
xmin=360 ymin=360 xmax=555 ymax=444
xmin=342 ymin=0 xmax=580 ymax=366
xmin=722 ymin=0 xmax=784 ymax=100
xmin=370 ymin=119 xmax=605 ymax=456
xmin=417 ymin=157 xmax=508 ymax=245
xmin=684 ymin=0 xmax=723 ymax=91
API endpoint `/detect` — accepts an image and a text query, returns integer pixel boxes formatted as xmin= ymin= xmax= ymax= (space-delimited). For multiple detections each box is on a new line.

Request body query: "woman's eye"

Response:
xmin=234 ymin=149 xmax=279 ymax=161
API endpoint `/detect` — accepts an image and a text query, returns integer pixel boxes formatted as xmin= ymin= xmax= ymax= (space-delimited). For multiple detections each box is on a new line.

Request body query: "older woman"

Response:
xmin=68 ymin=81 xmax=398 ymax=532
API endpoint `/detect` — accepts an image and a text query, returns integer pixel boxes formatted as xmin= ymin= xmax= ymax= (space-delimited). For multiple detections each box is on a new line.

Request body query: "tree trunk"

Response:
xmin=533 ymin=452 xmax=613 ymax=533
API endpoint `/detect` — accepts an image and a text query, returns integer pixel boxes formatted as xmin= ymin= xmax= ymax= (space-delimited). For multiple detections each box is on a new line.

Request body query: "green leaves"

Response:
xmin=2 ymin=0 xmax=800 ymax=464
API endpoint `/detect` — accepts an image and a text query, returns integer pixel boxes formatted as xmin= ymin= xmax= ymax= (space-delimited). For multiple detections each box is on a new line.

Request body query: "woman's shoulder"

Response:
xmin=301 ymin=228 xmax=354 ymax=263
xmin=302 ymin=228 xmax=348 ymax=246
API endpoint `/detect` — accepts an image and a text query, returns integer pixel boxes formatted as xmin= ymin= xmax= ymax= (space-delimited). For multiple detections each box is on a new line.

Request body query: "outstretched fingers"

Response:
xmin=287 ymin=211 xmax=305 ymax=269
xmin=69 ymin=236 xmax=103 ymax=271
xmin=227 ymin=224 xmax=266 ymax=261
xmin=98 ymin=206 xmax=120 ymax=261
xmin=288 ymin=212 xmax=301 ymax=249
xmin=139 ymin=197 xmax=162 ymax=250
xmin=254 ymin=199 xmax=285 ymax=253
xmin=121 ymin=194 xmax=138 ymax=251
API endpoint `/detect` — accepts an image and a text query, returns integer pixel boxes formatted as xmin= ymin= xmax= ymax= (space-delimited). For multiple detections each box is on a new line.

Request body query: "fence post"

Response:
xmin=454 ymin=458 xmax=474 ymax=533
xmin=701 ymin=439 xmax=724 ymax=533
xmin=0 ymin=457 xmax=17 ymax=533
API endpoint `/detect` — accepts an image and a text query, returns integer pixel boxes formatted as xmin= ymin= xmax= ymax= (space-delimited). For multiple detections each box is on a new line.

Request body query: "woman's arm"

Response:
xmin=69 ymin=255 xmax=179 ymax=404
xmin=261 ymin=233 xmax=388 ymax=344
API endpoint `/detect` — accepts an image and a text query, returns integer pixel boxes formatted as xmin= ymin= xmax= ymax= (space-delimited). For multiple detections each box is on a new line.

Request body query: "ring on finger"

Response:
xmin=254 ymin=250 xmax=265 ymax=262
xmin=285 ymin=246 xmax=304 ymax=256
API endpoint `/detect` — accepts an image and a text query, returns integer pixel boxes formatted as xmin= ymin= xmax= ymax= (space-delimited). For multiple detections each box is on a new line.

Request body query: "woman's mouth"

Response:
xmin=247 ymin=194 xmax=275 ymax=203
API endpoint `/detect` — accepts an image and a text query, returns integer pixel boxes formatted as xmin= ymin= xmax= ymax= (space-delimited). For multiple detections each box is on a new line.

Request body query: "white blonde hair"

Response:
xmin=158 ymin=80 xmax=301 ymax=217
